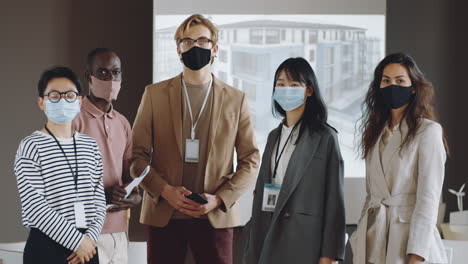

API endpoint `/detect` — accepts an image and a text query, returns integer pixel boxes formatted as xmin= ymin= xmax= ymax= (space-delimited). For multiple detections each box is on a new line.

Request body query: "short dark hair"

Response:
xmin=37 ymin=66 xmax=82 ymax=97
xmin=86 ymin=48 xmax=115 ymax=71
xmin=272 ymin=57 xmax=331 ymax=140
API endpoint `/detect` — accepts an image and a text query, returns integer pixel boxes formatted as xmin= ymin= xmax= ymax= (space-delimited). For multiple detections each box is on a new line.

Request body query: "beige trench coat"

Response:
xmin=350 ymin=119 xmax=447 ymax=264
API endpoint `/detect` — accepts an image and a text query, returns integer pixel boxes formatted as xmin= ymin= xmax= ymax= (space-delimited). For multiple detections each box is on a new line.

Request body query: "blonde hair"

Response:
xmin=174 ymin=14 xmax=219 ymax=46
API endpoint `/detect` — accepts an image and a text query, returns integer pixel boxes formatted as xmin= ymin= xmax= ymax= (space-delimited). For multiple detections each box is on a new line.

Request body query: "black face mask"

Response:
xmin=380 ymin=84 xmax=413 ymax=109
xmin=181 ymin=46 xmax=211 ymax=71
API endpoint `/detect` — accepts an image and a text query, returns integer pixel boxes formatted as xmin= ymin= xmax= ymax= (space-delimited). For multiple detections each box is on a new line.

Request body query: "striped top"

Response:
xmin=14 ymin=131 xmax=106 ymax=251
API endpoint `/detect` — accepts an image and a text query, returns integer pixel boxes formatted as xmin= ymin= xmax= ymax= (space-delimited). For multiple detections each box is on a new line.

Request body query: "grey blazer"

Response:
xmin=243 ymin=124 xmax=346 ymax=264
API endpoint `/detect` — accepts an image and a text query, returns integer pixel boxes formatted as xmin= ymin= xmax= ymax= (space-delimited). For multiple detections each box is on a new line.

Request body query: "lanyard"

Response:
xmin=272 ymin=122 xmax=299 ymax=180
xmin=44 ymin=126 xmax=79 ymax=192
xmin=182 ymin=77 xmax=213 ymax=140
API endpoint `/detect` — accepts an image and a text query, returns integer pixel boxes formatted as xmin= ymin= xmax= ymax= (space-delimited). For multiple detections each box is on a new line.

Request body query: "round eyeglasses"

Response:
xmin=44 ymin=91 xmax=79 ymax=103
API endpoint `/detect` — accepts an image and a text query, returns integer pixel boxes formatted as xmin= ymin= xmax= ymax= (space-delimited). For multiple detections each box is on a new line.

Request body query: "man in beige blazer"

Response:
xmin=130 ymin=14 xmax=260 ymax=264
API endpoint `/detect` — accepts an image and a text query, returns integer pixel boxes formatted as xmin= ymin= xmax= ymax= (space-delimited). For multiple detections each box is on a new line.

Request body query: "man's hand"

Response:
xmin=106 ymin=185 xmax=142 ymax=212
xmin=161 ymin=184 xmax=199 ymax=210
xmin=105 ymin=185 xmax=125 ymax=205
xmin=178 ymin=193 xmax=223 ymax=217
xmin=318 ymin=257 xmax=337 ymax=264
xmin=67 ymin=236 xmax=96 ymax=264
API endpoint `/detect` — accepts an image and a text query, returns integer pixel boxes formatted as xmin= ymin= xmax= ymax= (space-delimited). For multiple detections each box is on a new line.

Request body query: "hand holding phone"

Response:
xmin=186 ymin=193 xmax=208 ymax=205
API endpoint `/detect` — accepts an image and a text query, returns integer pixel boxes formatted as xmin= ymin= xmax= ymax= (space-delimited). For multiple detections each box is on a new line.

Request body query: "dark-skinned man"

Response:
xmin=73 ymin=48 xmax=141 ymax=264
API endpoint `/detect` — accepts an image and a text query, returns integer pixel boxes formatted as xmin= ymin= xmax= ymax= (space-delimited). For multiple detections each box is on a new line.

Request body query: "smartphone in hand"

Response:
xmin=186 ymin=193 xmax=208 ymax=205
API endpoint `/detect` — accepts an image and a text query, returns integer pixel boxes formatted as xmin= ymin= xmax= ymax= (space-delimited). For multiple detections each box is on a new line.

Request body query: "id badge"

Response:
xmin=74 ymin=202 xmax=87 ymax=228
xmin=185 ymin=139 xmax=199 ymax=163
xmin=262 ymin=184 xmax=281 ymax=212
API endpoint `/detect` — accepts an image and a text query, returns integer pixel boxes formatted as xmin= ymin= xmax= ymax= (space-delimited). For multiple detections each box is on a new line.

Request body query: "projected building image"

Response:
xmin=154 ymin=15 xmax=385 ymax=179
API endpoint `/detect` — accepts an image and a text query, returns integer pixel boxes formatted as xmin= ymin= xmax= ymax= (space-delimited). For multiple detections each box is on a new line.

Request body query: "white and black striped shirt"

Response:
xmin=14 ymin=131 xmax=106 ymax=251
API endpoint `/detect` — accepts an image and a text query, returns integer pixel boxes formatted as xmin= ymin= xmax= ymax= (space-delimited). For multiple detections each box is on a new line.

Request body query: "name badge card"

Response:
xmin=185 ymin=139 xmax=200 ymax=163
xmin=74 ymin=202 xmax=87 ymax=228
xmin=262 ymin=183 xmax=281 ymax=212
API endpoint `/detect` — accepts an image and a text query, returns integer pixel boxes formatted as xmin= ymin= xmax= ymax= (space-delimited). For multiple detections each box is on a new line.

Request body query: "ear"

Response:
xmin=306 ymin=86 xmax=314 ymax=97
xmin=37 ymin=97 xmax=45 ymax=112
xmin=210 ymin=44 xmax=218 ymax=64
xmin=85 ymin=70 xmax=92 ymax=84
xmin=177 ymin=45 xmax=182 ymax=59
xmin=212 ymin=43 xmax=219 ymax=57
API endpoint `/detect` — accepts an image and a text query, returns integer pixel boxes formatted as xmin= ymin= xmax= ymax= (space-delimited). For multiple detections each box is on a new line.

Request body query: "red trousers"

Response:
xmin=146 ymin=219 xmax=233 ymax=264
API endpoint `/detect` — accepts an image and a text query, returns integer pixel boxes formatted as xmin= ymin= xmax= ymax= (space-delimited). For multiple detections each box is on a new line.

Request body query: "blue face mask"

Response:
xmin=273 ymin=87 xmax=306 ymax=111
xmin=44 ymin=99 xmax=80 ymax=124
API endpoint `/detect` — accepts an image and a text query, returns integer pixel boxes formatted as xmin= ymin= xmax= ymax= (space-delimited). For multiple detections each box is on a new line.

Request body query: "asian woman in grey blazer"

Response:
xmin=243 ymin=57 xmax=346 ymax=264
xmin=350 ymin=53 xmax=450 ymax=264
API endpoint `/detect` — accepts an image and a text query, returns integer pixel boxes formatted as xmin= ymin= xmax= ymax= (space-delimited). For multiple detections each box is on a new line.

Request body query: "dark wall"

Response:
xmin=0 ymin=0 xmax=152 ymax=242
xmin=386 ymin=0 xmax=468 ymax=222
xmin=440 ymin=1 xmax=468 ymax=221
xmin=345 ymin=3 xmax=467 ymax=263
xmin=65 ymin=1 xmax=153 ymax=241
xmin=0 ymin=0 xmax=71 ymax=242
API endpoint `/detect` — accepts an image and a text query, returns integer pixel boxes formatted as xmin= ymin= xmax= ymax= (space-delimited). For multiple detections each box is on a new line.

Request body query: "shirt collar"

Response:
xmin=82 ymin=96 xmax=116 ymax=119
xmin=281 ymin=121 xmax=301 ymax=138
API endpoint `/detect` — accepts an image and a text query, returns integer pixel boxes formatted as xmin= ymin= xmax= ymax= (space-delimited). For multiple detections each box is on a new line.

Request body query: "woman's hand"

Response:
xmin=318 ymin=257 xmax=338 ymax=264
xmin=67 ymin=236 xmax=96 ymax=264
xmin=407 ymin=254 xmax=424 ymax=264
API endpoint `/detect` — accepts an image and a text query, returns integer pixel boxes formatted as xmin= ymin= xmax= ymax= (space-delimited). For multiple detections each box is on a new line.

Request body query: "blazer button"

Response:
xmin=283 ymin=212 xmax=291 ymax=218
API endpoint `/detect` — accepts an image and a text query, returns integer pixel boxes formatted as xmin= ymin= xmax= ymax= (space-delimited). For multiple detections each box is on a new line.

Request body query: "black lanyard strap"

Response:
xmin=272 ymin=122 xmax=299 ymax=180
xmin=44 ymin=126 xmax=79 ymax=191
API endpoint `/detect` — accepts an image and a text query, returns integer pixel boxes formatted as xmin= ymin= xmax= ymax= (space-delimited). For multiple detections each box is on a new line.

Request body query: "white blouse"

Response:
xmin=270 ymin=123 xmax=301 ymax=185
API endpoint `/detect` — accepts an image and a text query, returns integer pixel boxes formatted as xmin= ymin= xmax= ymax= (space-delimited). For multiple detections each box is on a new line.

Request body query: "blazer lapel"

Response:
xmin=374 ymin=131 xmax=386 ymax=177
xmin=370 ymin=132 xmax=391 ymax=198
xmin=261 ymin=125 xmax=281 ymax=183
xmin=382 ymin=121 xmax=408 ymax=176
xmin=206 ymin=76 xmax=225 ymax=160
xmin=272 ymin=126 xmax=322 ymax=221
xmin=381 ymin=135 xmax=400 ymax=176
xmin=168 ymin=74 xmax=184 ymax=159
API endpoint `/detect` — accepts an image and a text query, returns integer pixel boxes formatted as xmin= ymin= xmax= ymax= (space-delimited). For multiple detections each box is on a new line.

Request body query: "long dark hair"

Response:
xmin=272 ymin=57 xmax=330 ymax=141
xmin=360 ymin=52 xmax=449 ymax=158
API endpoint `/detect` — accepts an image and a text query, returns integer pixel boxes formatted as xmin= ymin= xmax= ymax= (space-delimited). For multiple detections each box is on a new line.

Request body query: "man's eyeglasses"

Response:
xmin=44 ymin=91 xmax=79 ymax=103
xmin=178 ymin=37 xmax=213 ymax=49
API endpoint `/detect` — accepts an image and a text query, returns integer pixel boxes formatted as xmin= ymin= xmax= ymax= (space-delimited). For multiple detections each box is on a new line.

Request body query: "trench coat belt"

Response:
xmin=354 ymin=193 xmax=417 ymax=264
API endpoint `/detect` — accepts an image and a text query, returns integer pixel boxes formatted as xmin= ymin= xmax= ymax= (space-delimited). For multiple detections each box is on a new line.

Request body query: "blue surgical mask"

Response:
xmin=273 ymin=87 xmax=306 ymax=111
xmin=44 ymin=99 xmax=81 ymax=124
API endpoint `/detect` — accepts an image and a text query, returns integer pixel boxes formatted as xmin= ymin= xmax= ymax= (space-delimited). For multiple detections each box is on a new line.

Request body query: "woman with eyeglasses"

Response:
xmin=14 ymin=66 xmax=106 ymax=264
xmin=243 ymin=57 xmax=346 ymax=264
